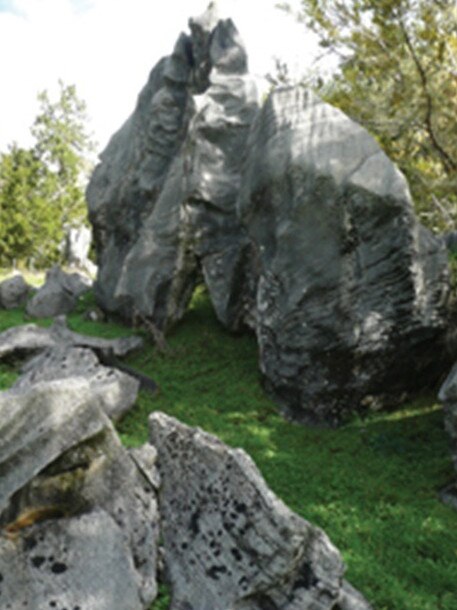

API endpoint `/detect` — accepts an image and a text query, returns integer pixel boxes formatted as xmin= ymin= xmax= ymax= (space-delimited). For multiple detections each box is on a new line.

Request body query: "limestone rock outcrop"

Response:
xmin=87 ymin=5 xmax=258 ymax=332
xmin=0 ymin=378 xmax=159 ymax=609
xmin=0 ymin=273 xmax=31 ymax=309
xmin=26 ymin=265 xmax=92 ymax=318
xmin=238 ymin=87 xmax=450 ymax=425
xmin=87 ymin=6 xmax=451 ymax=425
xmin=148 ymin=411 xmax=371 ymax=610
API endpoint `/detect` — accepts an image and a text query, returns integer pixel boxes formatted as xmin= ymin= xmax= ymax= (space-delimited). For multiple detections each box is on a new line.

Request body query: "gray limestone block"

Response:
xmin=0 ymin=315 xmax=143 ymax=360
xmin=0 ymin=322 xmax=62 ymax=358
xmin=238 ymin=85 xmax=451 ymax=425
xmin=14 ymin=346 xmax=140 ymax=422
xmin=0 ymin=511 xmax=143 ymax=610
xmin=0 ymin=378 xmax=107 ymax=514
xmin=0 ymin=273 xmax=31 ymax=309
xmin=113 ymin=69 xmax=260 ymax=332
xmin=148 ymin=411 xmax=371 ymax=610
xmin=26 ymin=265 xmax=92 ymax=318
xmin=0 ymin=377 xmax=159 ymax=607
xmin=76 ymin=424 xmax=160 ymax=606
xmin=87 ymin=6 xmax=258 ymax=332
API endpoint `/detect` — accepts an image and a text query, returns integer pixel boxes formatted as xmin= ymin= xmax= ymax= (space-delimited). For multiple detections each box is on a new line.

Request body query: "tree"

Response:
xmin=0 ymin=81 xmax=96 ymax=267
xmin=279 ymin=0 xmax=457 ymax=231
xmin=31 ymin=80 xmax=96 ymax=228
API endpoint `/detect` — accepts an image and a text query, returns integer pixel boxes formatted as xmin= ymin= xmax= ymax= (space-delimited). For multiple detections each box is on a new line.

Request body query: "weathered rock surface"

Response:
xmin=0 ymin=314 xmax=143 ymax=360
xmin=148 ymin=411 xmax=371 ymax=610
xmin=0 ymin=363 xmax=372 ymax=607
xmin=238 ymin=86 xmax=451 ymax=425
xmin=0 ymin=378 xmax=159 ymax=608
xmin=0 ymin=273 xmax=31 ymax=309
xmin=14 ymin=346 xmax=139 ymax=421
xmin=26 ymin=265 xmax=92 ymax=318
xmin=87 ymin=6 xmax=452 ymax=425
xmin=438 ymin=364 xmax=457 ymax=508
xmin=0 ymin=511 xmax=143 ymax=610
xmin=87 ymin=5 xmax=258 ymax=331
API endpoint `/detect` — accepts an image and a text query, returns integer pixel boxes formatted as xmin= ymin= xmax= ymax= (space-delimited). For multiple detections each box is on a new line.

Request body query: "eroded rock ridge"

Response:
xmin=87 ymin=5 xmax=451 ymax=425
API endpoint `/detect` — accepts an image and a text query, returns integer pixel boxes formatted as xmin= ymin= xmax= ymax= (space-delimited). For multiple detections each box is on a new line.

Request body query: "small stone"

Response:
xmin=0 ymin=274 xmax=31 ymax=309
xmin=26 ymin=266 xmax=92 ymax=319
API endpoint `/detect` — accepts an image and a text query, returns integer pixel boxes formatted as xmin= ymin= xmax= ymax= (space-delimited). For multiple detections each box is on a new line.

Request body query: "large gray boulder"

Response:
xmin=0 ymin=377 xmax=159 ymax=609
xmin=14 ymin=346 xmax=140 ymax=421
xmin=0 ymin=314 xmax=143 ymax=360
xmin=26 ymin=265 xmax=92 ymax=318
xmin=238 ymin=86 xmax=451 ymax=425
xmin=0 ymin=273 xmax=31 ymax=309
xmin=87 ymin=7 xmax=451 ymax=425
xmin=87 ymin=5 xmax=258 ymax=331
xmin=148 ymin=412 xmax=371 ymax=610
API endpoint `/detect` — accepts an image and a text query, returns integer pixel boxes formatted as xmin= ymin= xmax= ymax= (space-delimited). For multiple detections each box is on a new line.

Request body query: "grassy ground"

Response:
xmin=1 ymin=287 xmax=456 ymax=610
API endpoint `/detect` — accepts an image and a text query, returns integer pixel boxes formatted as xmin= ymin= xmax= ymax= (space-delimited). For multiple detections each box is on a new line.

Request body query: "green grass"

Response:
xmin=1 ymin=286 xmax=456 ymax=610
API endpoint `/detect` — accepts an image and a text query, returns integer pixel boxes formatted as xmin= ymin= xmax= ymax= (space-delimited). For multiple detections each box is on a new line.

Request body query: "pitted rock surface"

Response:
xmin=26 ymin=265 xmax=92 ymax=318
xmin=0 ymin=511 xmax=143 ymax=610
xmin=238 ymin=86 xmax=451 ymax=425
xmin=0 ymin=273 xmax=31 ymax=309
xmin=14 ymin=346 xmax=139 ymax=421
xmin=87 ymin=5 xmax=258 ymax=331
xmin=148 ymin=412 xmax=371 ymax=610
xmin=0 ymin=315 xmax=143 ymax=360
xmin=0 ymin=378 xmax=159 ymax=608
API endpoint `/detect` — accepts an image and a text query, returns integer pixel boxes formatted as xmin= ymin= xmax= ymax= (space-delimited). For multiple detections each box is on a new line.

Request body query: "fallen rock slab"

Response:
xmin=0 ymin=378 xmax=105 ymax=514
xmin=0 ymin=377 xmax=159 ymax=608
xmin=14 ymin=346 xmax=140 ymax=421
xmin=0 ymin=273 xmax=31 ymax=309
xmin=26 ymin=265 xmax=92 ymax=318
xmin=0 ymin=314 xmax=143 ymax=360
xmin=148 ymin=412 xmax=372 ymax=610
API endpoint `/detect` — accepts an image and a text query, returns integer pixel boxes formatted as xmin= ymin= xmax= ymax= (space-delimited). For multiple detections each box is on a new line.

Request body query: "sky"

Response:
xmin=0 ymin=0 xmax=319 ymax=154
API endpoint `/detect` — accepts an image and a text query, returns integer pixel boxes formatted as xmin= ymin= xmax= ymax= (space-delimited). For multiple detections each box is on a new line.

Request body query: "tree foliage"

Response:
xmin=0 ymin=81 xmax=95 ymax=267
xmin=280 ymin=0 xmax=457 ymax=231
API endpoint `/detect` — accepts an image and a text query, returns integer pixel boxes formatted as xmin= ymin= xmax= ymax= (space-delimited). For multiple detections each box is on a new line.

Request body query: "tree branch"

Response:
xmin=399 ymin=18 xmax=457 ymax=173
